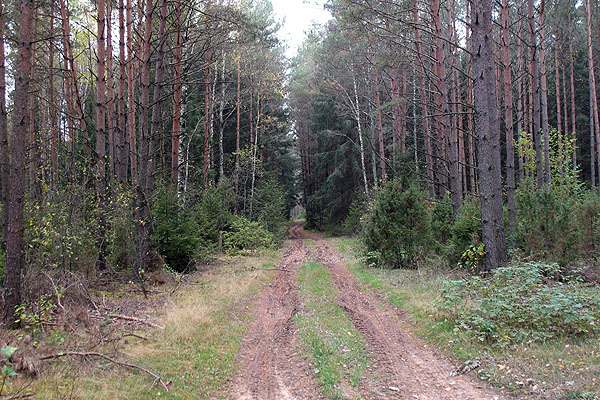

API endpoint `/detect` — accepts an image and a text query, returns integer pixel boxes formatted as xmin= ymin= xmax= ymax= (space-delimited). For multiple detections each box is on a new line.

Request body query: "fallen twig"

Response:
xmin=39 ymin=352 xmax=170 ymax=391
xmin=89 ymin=314 xmax=165 ymax=330
xmin=4 ymin=393 xmax=35 ymax=399
xmin=123 ymin=332 xmax=150 ymax=341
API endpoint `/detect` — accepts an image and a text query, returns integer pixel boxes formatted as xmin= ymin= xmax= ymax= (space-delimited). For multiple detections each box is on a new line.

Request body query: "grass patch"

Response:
xmin=28 ymin=251 xmax=280 ymax=399
xmin=330 ymin=236 xmax=600 ymax=399
xmin=295 ymin=261 xmax=370 ymax=399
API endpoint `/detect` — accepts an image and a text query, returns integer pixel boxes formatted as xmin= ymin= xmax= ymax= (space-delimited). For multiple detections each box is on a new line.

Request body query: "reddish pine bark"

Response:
xmin=96 ymin=0 xmax=107 ymax=195
xmin=568 ymin=0 xmax=577 ymax=166
xmin=3 ymin=0 xmax=35 ymax=327
xmin=371 ymin=53 xmax=386 ymax=182
xmin=502 ymin=0 xmax=516 ymax=228
xmin=539 ymin=1 xmax=551 ymax=183
xmin=528 ymin=0 xmax=543 ymax=187
xmin=126 ymin=0 xmax=137 ymax=181
xmin=106 ymin=0 xmax=116 ymax=182
xmin=117 ymin=0 xmax=126 ymax=183
xmin=49 ymin=12 xmax=58 ymax=184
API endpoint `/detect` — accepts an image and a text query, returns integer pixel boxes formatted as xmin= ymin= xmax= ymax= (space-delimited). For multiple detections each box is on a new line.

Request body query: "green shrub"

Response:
xmin=446 ymin=196 xmax=482 ymax=264
xmin=26 ymin=185 xmax=98 ymax=273
xmin=195 ymin=179 xmax=235 ymax=250
xmin=342 ymin=195 xmax=367 ymax=235
xmin=438 ymin=262 xmax=600 ymax=345
xmin=106 ymin=186 xmax=135 ymax=271
xmin=223 ymin=215 xmax=273 ymax=252
xmin=253 ymin=178 xmax=289 ymax=243
xmin=151 ymin=187 xmax=200 ymax=272
xmin=362 ymin=178 xmax=431 ymax=268
xmin=573 ymin=191 xmax=600 ymax=257
xmin=430 ymin=196 xmax=453 ymax=246
xmin=513 ymin=185 xmax=578 ymax=265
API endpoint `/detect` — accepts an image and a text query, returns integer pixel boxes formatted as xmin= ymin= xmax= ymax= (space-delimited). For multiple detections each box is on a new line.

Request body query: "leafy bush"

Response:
xmin=513 ymin=184 xmax=578 ymax=265
xmin=362 ymin=178 xmax=431 ymax=268
xmin=223 ymin=215 xmax=273 ymax=253
xmin=151 ymin=187 xmax=200 ymax=272
xmin=446 ymin=196 xmax=482 ymax=264
xmin=438 ymin=262 xmax=600 ymax=345
xmin=106 ymin=187 xmax=135 ymax=271
xmin=26 ymin=185 xmax=98 ymax=273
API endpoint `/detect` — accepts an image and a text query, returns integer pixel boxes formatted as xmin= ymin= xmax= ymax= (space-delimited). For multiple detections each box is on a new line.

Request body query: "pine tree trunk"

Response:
xmin=470 ymin=0 xmax=507 ymax=270
xmin=117 ymin=0 xmax=127 ymax=183
xmin=528 ymin=0 xmax=543 ymax=187
xmin=171 ymin=0 xmax=183 ymax=188
xmin=502 ymin=0 xmax=516 ymax=231
xmin=3 ymin=0 xmax=34 ymax=328
xmin=126 ymin=0 xmax=137 ymax=182
xmin=371 ymin=56 xmax=386 ymax=183
xmin=568 ymin=0 xmax=577 ymax=167
xmin=413 ymin=0 xmax=434 ymax=197
xmin=539 ymin=1 xmax=551 ymax=183
xmin=0 ymin=0 xmax=8 ymax=245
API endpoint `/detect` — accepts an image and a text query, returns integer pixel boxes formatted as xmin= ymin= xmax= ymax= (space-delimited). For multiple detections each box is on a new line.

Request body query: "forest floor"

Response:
xmin=16 ymin=224 xmax=599 ymax=399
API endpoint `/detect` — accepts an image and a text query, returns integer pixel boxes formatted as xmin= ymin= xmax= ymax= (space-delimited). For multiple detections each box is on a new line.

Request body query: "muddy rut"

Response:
xmin=229 ymin=224 xmax=503 ymax=400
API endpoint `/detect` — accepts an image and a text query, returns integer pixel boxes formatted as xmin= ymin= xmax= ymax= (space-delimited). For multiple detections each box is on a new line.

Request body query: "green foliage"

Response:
xmin=573 ymin=191 xmax=600 ymax=256
xmin=517 ymin=129 xmax=583 ymax=195
xmin=430 ymin=197 xmax=453 ymax=246
xmin=458 ymin=243 xmax=486 ymax=274
xmin=446 ymin=196 xmax=482 ymax=265
xmin=223 ymin=215 xmax=273 ymax=253
xmin=438 ymin=262 xmax=600 ymax=345
xmin=15 ymin=294 xmax=56 ymax=334
xmin=195 ymin=179 xmax=235 ymax=255
xmin=362 ymin=179 xmax=431 ymax=268
xmin=253 ymin=178 xmax=289 ymax=243
xmin=342 ymin=195 xmax=367 ymax=235
xmin=26 ymin=185 xmax=98 ymax=273
xmin=151 ymin=186 xmax=200 ymax=272
xmin=106 ymin=186 xmax=135 ymax=271
xmin=513 ymin=184 xmax=579 ymax=265
xmin=0 ymin=345 xmax=18 ymax=394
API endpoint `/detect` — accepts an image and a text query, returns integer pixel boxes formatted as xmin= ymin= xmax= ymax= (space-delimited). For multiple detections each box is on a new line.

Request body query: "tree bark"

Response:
xmin=0 ymin=0 xmax=9 ymax=245
xmin=528 ymin=0 xmax=543 ymax=187
xmin=413 ymin=1 xmax=434 ymax=197
xmin=117 ymin=0 xmax=127 ymax=183
xmin=171 ymin=0 xmax=183 ymax=188
xmin=586 ymin=0 xmax=600 ymax=187
xmin=539 ymin=1 xmax=551 ymax=183
xmin=568 ymin=0 xmax=577 ymax=167
xmin=96 ymin=0 xmax=107 ymax=196
xmin=502 ymin=0 xmax=516 ymax=231
xmin=371 ymin=54 xmax=386 ymax=183
xmin=470 ymin=0 xmax=507 ymax=270
xmin=126 ymin=0 xmax=137 ymax=182
xmin=3 ymin=0 xmax=34 ymax=328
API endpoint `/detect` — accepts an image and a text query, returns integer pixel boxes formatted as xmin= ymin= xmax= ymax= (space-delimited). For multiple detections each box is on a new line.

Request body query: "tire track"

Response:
xmin=230 ymin=231 xmax=323 ymax=400
xmin=315 ymin=238 xmax=504 ymax=400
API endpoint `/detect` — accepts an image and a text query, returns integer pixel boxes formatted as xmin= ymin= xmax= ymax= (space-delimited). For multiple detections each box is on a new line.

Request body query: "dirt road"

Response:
xmin=230 ymin=224 xmax=503 ymax=400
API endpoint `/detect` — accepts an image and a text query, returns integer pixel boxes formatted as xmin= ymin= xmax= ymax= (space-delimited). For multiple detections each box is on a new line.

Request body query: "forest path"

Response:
xmin=229 ymin=223 xmax=504 ymax=400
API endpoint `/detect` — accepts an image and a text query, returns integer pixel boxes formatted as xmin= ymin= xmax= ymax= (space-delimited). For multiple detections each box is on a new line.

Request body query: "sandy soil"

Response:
xmin=229 ymin=224 xmax=504 ymax=400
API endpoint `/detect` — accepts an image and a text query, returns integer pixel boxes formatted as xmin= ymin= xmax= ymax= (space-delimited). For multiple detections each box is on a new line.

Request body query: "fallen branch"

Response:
xmin=123 ymin=332 xmax=150 ymax=341
xmin=89 ymin=314 xmax=165 ymax=330
xmin=39 ymin=352 xmax=169 ymax=391
xmin=5 ymin=393 xmax=35 ymax=399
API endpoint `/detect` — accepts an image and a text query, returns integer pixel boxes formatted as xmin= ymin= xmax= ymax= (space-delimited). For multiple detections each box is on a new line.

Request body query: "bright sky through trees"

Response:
xmin=271 ymin=0 xmax=331 ymax=57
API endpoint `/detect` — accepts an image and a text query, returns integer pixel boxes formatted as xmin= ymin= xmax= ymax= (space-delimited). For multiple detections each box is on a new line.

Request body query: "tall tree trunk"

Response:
xmin=470 ymin=0 xmax=507 ymax=270
xmin=234 ymin=56 xmax=241 ymax=197
xmin=568 ymin=0 xmax=577 ymax=167
xmin=528 ymin=0 xmax=544 ymax=187
xmin=413 ymin=0 xmax=434 ymax=197
xmin=59 ymin=0 xmax=76 ymax=182
xmin=554 ymin=4 xmax=562 ymax=136
xmin=106 ymin=0 xmax=116 ymax=183
xmin=126 ymin=0 xmax=137 ymax=182
xmin=49 ymin=12 xmax=58 ymax=185
xmin=3 ymin=0 xmax=34 ymax=328
xmin=539 ymin=1 xmax=551 ymax=183
xmin=502 ymin=0 xmax=516 ymax=231
xmin=117 ymin=0 xmax=126 ymax=183
xmin=353 ymin=68 xmax=370 ymax=200
xmin=0 ymin=0 xmax=8 ymax=245
xmin=466 ymin=0 xmax=476 ymax=193
xmin=203 ymin=57 xmax=211 ymax=190
xmin=96 ymin=0 xmax=107 ymax=196
xmin=171 ymin=0 xmax=183 ymax=188
xmin=371 ymin=55 xmax=386 ymax=182
xmin=586 ymin=0 xmax=600 ymax=187
xmin=28 ymin=12 xmax=37 ymax=200
xmin=218 ymin=50 xmax=226 ymax=180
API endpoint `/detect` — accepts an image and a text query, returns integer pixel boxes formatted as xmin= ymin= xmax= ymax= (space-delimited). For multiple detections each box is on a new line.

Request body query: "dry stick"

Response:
xmin=89 ymin=314 xmax=165 ymax=330
xmin=123 ymin=332 xmax=150 ymax=341
xmin=40 ymin=352 xmax=169 ymax=391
